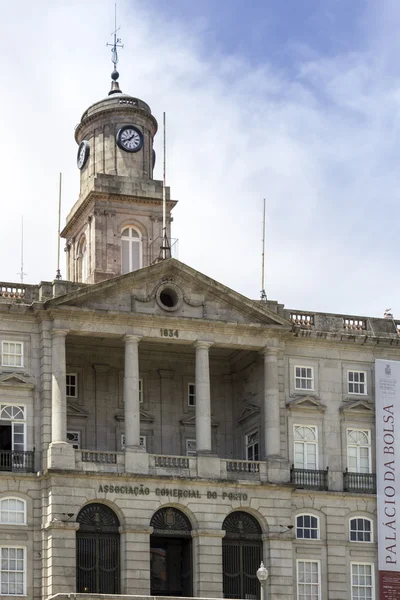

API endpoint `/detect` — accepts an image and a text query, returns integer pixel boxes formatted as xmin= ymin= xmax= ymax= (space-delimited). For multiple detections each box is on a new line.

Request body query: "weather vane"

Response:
xmin=107 ymin=3 xmax=124 ymax=90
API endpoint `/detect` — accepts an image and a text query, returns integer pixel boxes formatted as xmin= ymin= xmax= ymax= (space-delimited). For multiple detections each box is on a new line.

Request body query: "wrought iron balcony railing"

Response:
xmin=291 ymin=466 xmax=329 ymax=490
xmin=343 ymin=469 xmax=376 ymax=494
xmin=0 ymin=450 xmax=35 ymax=473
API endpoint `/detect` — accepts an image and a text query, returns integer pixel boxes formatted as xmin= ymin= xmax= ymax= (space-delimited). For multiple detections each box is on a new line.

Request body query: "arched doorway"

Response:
xmin=222 ymin=511 xmax=263 ymax=599
xmin=150 ymin=507 xmax=192 ymax=596
xmin=76 ymin=503 xmax=120 ymax=594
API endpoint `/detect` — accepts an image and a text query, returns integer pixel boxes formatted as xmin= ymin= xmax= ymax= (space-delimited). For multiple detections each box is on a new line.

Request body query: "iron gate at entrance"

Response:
xmin=76 ymin=503 xmax=120 ymax=594
xmin=222 ymin=511 xmax=263 ymax=600
xmin=150 ymin=507 xmax=192 ymax=596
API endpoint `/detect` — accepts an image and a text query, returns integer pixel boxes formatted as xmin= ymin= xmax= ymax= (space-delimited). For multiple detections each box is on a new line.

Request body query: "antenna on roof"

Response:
xmin=55 ymin=173 xmax=62 ymax=280
xmin=17 ymin=216 xmax=27 ymax=284
xmin=107 ymin=2 xmax=124 ymax=95
xmin=159 ymin=111 xmax=171 ymax=260
xmin=260 ymin=198 xmax=267 ymax=301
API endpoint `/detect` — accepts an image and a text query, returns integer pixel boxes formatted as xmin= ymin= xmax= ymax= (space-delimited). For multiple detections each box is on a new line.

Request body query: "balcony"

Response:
xmin=0 ymin=450 xmax=35 ymax=473
xmin=74 ymin=450 xmax=266 ymax=480
xmin=343 ymin=469 xmax=376 ymax=494
xmin=291 ymin=466 xmax=329 ymax=490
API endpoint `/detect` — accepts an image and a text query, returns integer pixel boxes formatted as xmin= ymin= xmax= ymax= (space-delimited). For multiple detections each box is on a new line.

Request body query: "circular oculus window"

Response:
xmin=156 ymin=284 xmax=182 ymax=312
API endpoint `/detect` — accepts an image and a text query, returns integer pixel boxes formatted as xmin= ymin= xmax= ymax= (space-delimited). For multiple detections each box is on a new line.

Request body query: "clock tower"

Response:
xmin=61 ymin=50 xmax=177 ymax=284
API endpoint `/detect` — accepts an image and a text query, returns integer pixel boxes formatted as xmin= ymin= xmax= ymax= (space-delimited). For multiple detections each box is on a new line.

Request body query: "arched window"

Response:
xmin=349 ymin=517 xmax=373 ymax=542
xmin=76 ymin=503 xmax=120 ymax=594
xmin=0 ymin=497 xmax=26 ymax=524
xmin=296 ymin=514 xmax=320 ymax=539
xmin=78 ymin=237 xmax=88 ymax=282
xmin=121 ymin=226 xmax=142 ymax=274
xmin=222 ymin=511 xmax=263 ymax=599
xmin=294 ymin=425 xmax=318 ymax=470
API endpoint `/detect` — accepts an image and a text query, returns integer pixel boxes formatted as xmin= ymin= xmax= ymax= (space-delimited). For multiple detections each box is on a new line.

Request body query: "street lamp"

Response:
xmin=257 ymin=561 xmax=269 ymax=600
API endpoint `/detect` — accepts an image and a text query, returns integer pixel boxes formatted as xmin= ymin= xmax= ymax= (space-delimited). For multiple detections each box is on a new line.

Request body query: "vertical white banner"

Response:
xmin=376 ymin=359 xmax=400 ymax=597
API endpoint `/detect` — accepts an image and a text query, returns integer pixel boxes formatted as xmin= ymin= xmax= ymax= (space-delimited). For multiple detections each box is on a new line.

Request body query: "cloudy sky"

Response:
xmin=1 ymin=0 xmax=400 ymax=318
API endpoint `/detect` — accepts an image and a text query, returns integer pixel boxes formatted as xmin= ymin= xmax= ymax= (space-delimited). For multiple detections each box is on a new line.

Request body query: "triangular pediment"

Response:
xmin=180 ymin=413 xmax=219 ymax=428
xmin=0 ymin=372 xmax=34 ymax=389
xmin=67 ymin=400 xmax=89 ymax=418
xmin=340 ymin=399 xmax=374 ymax=413
xmin=114 ymin=408 xmax=154 ymax=423
xmin=237 ymin=403 xmax=260 ymax=424
xmin=286 ymin=395 xmax=326 ymax=412
xmin=45 ymin=259 xmax=291 ymax=328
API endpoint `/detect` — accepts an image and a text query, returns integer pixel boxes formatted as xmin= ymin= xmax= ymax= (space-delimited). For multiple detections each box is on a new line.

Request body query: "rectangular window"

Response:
xmin=66 ymin=373 xmax=78 ymax=398
xmin=139 ymin=379 xmax=143 ymax=404
xmin=347 ymin=429 xmax=371 ymax=473
xmin=0 ymin=547 xmax=26 ymax=596
xmin=294 ymin=425 xmax=318 ymax=470
xmin=351 ymin=563 xmax=374 ymax=600
xmin=245 ymin=430 xmax=259 ymax=461
xmin=295 ymin=366 xmax=314 ymax=390
xmin=186 ymin=439 xmax=196 ymax=456
xmin=188 ymin=383 xmax=196 ymax=407
xmin=348 ymin=371 xmax=367 ymax=395
xmin=67 ymin=431 xmax=81 ymax=449
xmin=120 ymin=434 xmax=146 ymax=450
xmin=297 ymin=560 xmax=320 ymax=600
xmin=1 ymin=342 xmax=23 ymax=368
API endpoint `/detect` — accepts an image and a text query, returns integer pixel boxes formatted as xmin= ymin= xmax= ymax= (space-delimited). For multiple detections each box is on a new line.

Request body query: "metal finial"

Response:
xmin=106 ymin=3 xmax=123 ymax=95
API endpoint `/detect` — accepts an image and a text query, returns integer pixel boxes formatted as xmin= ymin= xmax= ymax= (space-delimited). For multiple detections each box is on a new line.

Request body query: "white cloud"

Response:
xmin=1 ymin=0 xmax=400 ymax=318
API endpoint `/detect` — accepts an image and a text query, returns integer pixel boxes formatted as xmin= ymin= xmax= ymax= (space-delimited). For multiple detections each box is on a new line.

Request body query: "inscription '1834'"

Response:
xmin=160 ymin=329 xmax=179 ymax=338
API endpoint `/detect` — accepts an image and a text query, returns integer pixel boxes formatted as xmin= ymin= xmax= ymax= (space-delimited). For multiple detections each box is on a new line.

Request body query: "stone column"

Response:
xmin=192 ymin=529 xmax=225 ymax=597
xmin=124 ymin=335 xmax=149 ymax=474
xmin=51 ymin=329 xmax=68 ymax=443
xmin=123 ymin=335 xmax=142 ymax=449
xmin=48 ymin=329 xmax=75 ymax=469
xmin=263 ymin=340 xmax=281 ymax=458
xmin=195 ymin=341 xmax=212 ymax=454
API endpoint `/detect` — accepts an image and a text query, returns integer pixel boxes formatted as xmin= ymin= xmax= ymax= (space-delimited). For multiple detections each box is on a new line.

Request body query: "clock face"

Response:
xmin=116 ymin=125 xmax=143 ymax=153
xmin=77 ymin=141 xmax=90 ymax=170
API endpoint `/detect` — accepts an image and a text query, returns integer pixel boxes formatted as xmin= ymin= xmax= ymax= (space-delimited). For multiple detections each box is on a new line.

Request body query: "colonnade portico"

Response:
xmin=47 ymin=326 xmax=284 ymax=472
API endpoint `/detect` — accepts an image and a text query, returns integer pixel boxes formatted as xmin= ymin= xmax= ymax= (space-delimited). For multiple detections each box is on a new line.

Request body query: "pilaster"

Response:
xmin=120 ymin=526 xmax=153 ymax=595
xmin=192 ymin=528 xmax=225 ymax=598
xmin=43 ymin=520 xmax=79 ymax=597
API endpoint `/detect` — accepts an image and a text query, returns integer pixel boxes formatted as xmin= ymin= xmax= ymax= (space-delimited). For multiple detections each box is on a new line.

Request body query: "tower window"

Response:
xmin=121 ymin=227 xmax=142 ymax=274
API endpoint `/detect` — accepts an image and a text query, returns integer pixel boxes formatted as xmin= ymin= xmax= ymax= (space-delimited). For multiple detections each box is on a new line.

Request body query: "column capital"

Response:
xmin=261 ymin=338 xmax=280 ymax=355
xmin=194 ymin=340 xmax=213 ymax=350
xmin=51 ymin=329 xmax=69 ymax=339
xmin=123 ymin=334 xmax=142 ymax=344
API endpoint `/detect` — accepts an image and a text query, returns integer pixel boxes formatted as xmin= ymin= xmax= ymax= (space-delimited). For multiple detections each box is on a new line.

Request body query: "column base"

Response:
xmin=47 ymin=442 xmax=75 ymax=470
xmin=125 ymin=448 xmax=149 ymax=474
xmin=197 ymin=455 xmax=221 ymax=479
xmin=266 ymin=456 xmax=290 ymax=483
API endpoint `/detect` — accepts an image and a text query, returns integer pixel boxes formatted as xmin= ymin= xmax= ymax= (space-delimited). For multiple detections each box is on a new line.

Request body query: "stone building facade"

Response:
xmin=0 ymin=71 xmax=392 ymax=600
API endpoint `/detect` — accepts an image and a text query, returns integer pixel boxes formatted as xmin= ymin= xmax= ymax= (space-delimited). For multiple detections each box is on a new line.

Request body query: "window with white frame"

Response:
xmin=351 ymin=563 xmax=374 ymax=600
xmin=348 ymin=371 xmax=367 ymax=395
xmin=186 ymin=439 xmax=196 ymax=456
xmin=297 ymin=560 xmax=321 ymax=600
xmin=121 ymin=226 xmax=142 ymax=274
xmin=188 ymin=383 xmax=196 ymax=407
xmin=0 ymin=498 xmax=26 ymax=525
xmin=67 ymin=431 xmax=81 ymax=449
xmin=0 ymin=547 xmax=26 ymax=595
xmin=66 ymin=373 xmax=78 ymax=398
xmin=120 ymin=434 xmax=146 ymax=450
xmin=295 ymin=366 xmax=314 ymax=390
xmin=296 ymin=514 xmax=320 ymax=540
xmin=245 ymin=430 xmax=259 ymax=461
xmin=294 ymin=425 xmax=318 ymax=470
xmin=347 ymin=429 xmax=371 ymax=473
xmin=0 ymin=405 xmax=26 ymax=452
xmin=1 ymin=342 xmax=23 ymax=368
xmin=349 ymin=518 xmax=373 ymax=542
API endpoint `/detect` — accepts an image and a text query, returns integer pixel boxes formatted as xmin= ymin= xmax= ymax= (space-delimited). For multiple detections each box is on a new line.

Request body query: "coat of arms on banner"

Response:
xmin=385 ymin=364 xmax=392 ymax=376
